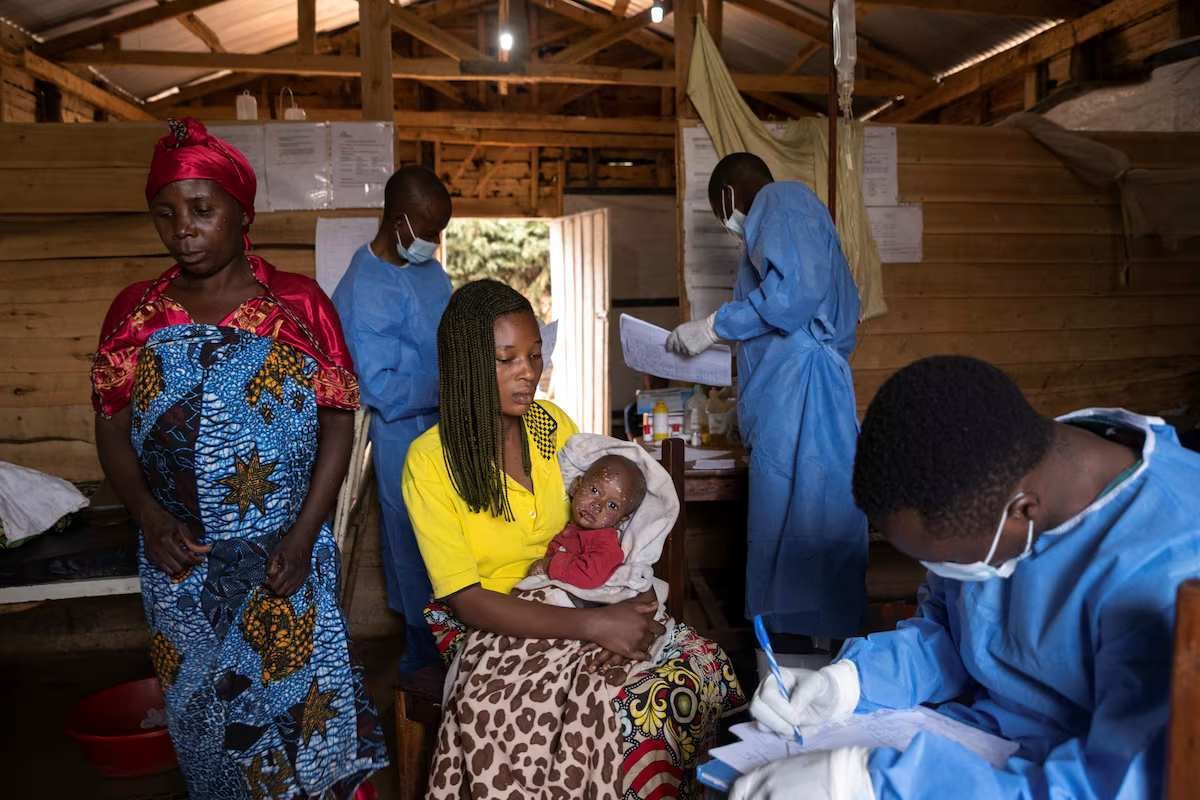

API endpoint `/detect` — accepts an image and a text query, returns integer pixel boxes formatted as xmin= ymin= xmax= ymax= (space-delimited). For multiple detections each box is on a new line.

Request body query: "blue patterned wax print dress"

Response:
xmin=129 ymin=324 xmax=387 ymax=799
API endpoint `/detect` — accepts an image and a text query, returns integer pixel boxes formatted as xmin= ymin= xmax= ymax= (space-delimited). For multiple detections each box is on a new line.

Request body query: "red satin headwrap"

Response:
xmin=145 ymin=117 xmax=257 ymax=225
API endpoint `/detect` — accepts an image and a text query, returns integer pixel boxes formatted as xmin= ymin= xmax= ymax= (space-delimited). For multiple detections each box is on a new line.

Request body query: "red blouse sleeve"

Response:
xmin=265 ymin=268 xmax=360 ymax=411
xmin=90 ymin=281 xmax=158 ymax=418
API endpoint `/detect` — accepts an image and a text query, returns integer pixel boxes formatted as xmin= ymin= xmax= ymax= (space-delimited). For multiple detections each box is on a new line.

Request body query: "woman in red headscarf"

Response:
xmin=92 ymin=118 xmax=387 ymax=798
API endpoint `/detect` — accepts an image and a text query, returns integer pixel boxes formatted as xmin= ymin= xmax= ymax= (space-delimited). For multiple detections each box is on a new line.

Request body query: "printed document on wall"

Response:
xmin=315 ymin=217 xmax=379 ymax=298
xmin=265 ymin=123 xmax=332 ymax=210
xmin=862 ymin=126 xmax=898 ymax=206
xmin=331 ymin=122 xmax=394 ymax=208
xmin=620 ymin=314 xmax=732 ymax=386
xmin=866 ymin=204 xmax=923 ymax=263
xmin=207 ymin=125 xmax=270 ymax=214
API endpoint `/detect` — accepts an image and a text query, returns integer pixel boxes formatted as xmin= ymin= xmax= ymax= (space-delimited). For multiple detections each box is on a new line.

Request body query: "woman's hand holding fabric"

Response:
xmin=584 ymin=590 xmax=663 ymax=661
xmin=139 ymin=501 xmax=210 ymax=577
xmin=265 ymin=526 xmax=317 ymax=597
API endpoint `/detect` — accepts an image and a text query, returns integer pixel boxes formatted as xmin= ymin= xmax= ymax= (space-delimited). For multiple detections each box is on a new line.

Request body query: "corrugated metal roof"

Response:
xmin=2 ymin=0 xmax=1066 ymax=107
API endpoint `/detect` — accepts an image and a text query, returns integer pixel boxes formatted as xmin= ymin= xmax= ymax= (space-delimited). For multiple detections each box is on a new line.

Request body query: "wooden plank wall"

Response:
xmin=852 ymin=125 xmax=1200 ymax=417
xmin=2 ymin=122 xmax=1199 ymax=481
xmin=0 ymin=122 xmax=565 ymax=480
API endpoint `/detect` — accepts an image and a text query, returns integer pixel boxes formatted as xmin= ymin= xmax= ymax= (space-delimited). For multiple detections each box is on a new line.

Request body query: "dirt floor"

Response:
xmin=0 ymin=639 xmax=405 ymax=799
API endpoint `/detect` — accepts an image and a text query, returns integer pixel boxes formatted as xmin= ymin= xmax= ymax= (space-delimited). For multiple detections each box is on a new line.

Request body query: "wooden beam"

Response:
xmin=20 ymin=50 xmax=154 ymax=120
xmin=57 ymin=48 xmax=913 ymax=93
xmin=788 ymin=42 xmax=823 ymax=74
xmin=613 ymin=0 xmax=633 ymax=16
xmin=881 ymin=0 xmax=1174 ymax=122
xmin=860 ymin=0 xmax=1089 ymax=19
xmin=708 ymin=0 xmax=724 ymax=44
xmin=549 ymin=5 xmax=665 ymax=63
xmin=148 ymin=71 xmax=254 ymax=111
xmin=412 ymin=0 xmax=495 ymax=21
xmin=391 ymin=110 xmax=675 ymax=133
xmin=746 ymin=90 xmax=818 ymax=118
xmin=728 ymin=0 xmax=936 ymax=88
xmin=527 ymin=0 xmax=673 ymax=59
xmin=388 ymin=3 xmax=487 ymax=62
xmin=540 ymin=53 xmax=659 ymax=112
xmin=39 ymin=0 xmax=230 ymax=56
xmin=476 ymin=147 xmax=518 ymax=197
xmin=360 ymin=0 xmax=394 ymax=120
xmin=397 ymin=127 xmax=673 ymax=148
xmin=297 ymin=0 xmax=316 ymax=55
xmin=176 ymin=12 xmax=227 ymax=53
xmin=675 ymin=0 xmax=697 ymax=114
xmin=452 ymin=143 xmax=483 ymax=183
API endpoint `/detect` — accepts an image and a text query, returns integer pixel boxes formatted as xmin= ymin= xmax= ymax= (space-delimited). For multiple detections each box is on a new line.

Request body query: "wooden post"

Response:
xmin=1168 ymin=580 xmax=1200 ymax=800
xmin=298 ymin=0 xmax=316 ymax=55
xmin=674 ymin=0 xmax=697 ymax=119
xmin=707 ymin=0 xmax=723 ymax=45
xmin=674 ymin=0 xmax=697 ymax=321
xmin=530 ymin=146 xmax=540 ymax=212
xmin=359 ymin=0 xmax=394 ymax=121
xmin=826 ymin=0 xmax=837 ymax=224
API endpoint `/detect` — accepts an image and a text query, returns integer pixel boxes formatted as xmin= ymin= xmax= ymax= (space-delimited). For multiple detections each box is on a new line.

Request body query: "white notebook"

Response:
xmin=710 ymin=707 xmax=1019 ymax=776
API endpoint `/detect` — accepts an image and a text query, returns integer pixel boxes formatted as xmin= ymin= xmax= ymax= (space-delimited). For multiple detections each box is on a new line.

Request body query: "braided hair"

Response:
xmin=437 ymin=279 xmax=536 ymax=520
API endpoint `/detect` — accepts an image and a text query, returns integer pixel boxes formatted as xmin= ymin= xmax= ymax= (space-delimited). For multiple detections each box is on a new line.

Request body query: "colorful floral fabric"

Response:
xmin=424 ymin=598 xmax=746 ymax=798
xmin=132 ymin=324 xmax=386 ymax=799
xmin=92 ymin=258 xmax=359 ymax=418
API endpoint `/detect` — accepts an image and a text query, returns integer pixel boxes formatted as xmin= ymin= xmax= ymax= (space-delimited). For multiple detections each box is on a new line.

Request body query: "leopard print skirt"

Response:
xmin=425 ymin=591 xmax=746 ymax=799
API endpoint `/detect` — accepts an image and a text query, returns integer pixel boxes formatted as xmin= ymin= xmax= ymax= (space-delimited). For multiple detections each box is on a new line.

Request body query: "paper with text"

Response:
xmin=619 ymin=314 xmax=732 ymax=386
xmin=315 ymin=217 xmax=379 ymax=298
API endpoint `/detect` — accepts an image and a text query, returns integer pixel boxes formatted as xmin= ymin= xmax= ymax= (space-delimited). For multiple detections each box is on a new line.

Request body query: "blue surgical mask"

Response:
xmin=722 ymin=185 xmax=746 ymax=241
xmin=396 ymin=213 xmax=438 ymax=264
xmin=921 ymin=492 xmax=1035 ymax=582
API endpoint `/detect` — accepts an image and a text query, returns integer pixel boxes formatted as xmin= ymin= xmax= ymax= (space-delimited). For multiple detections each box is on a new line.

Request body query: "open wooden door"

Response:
xmin=548 ymin=209 xmax=611 ymax=434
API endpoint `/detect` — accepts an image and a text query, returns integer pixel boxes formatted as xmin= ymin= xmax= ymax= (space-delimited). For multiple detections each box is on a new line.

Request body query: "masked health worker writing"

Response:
xmin=733 ymin=355 xmax=1200 ymax=800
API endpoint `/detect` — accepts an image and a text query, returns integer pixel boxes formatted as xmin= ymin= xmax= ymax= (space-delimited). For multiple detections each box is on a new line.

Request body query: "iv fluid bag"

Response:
xmin=833 ymin=0 xmax=856 ymax=117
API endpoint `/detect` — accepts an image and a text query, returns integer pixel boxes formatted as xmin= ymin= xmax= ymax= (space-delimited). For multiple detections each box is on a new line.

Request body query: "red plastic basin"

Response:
xmin=64 ymin=677 xmax=178 ymax=778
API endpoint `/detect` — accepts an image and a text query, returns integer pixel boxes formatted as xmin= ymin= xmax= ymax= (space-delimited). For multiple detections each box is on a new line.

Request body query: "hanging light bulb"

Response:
xmin=499 ymin=30 xmax=514 ymax=52
xmin=650 ymin=3 xmax=664 ymax=23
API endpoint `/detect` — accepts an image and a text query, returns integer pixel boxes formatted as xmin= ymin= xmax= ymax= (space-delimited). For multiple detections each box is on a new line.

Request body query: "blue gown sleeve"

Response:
xmin=335 ymin=271 xmax=439 ymax=424
xmin=839 ymin=577 xmax=973 ymax=711
xmin=345 ymin=321 xmax=439 ymax=423
xmin=712 ymin=211 xmax=837 ymax=342
xmin=866 ymin=581 xmax=1174 ymax=798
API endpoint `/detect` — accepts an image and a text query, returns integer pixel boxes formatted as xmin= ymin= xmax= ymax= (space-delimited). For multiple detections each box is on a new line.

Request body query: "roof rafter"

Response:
xmin=860 ymin=0 xmax=1090 ymax=19
xmin=527 ymin=0 xmax=673 ymax=59
xmin=59 ymin=48 xmax=915 ymax=93
xmin=387 ymin=3 xmax=488 ymax=61
xmin=881 ymin=0 xmax=1173 ymax=122
xmin=727 ymin=0 xmax=935 ymax=87
xmin=548 ymin=3 xmax=669 ymax=63
xmin=38 ymin=0 xmax=231 ymax=56
xmin=20 ymin=50 xmax=154 ymax=120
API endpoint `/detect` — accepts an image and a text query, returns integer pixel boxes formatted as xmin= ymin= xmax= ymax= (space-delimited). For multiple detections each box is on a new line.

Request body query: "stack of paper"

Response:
xmin=698 ymin=708 xmax=1018 ymax=793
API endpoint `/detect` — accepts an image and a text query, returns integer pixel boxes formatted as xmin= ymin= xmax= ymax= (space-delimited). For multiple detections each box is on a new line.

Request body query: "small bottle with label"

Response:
xmin=652 ymin=400 xmax=669 ymax=441
xmin=642 ymin=412 xmax=653 ymax=443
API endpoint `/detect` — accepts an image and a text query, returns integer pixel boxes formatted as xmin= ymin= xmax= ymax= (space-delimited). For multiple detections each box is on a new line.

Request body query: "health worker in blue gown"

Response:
xmin=733 ymin=355 xmax=1199 ymax=800
xmin=332 ymin=166 xmax=453 ymax=673
xmin=666 ymin=152 xmax=867 ymax=638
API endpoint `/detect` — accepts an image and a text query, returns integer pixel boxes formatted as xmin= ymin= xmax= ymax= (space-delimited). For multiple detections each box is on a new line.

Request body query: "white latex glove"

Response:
xmin=750 ymin=660 xmax=860 ymax=736
xmin=664 ymin=313 xmax=719 ymax=356
xmin=730 ymin=747 xmax=875 ymax=800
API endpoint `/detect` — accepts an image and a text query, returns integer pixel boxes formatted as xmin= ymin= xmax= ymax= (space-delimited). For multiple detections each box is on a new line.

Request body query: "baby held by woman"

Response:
xmin=527 ymin=454 xmax=647 ymax=589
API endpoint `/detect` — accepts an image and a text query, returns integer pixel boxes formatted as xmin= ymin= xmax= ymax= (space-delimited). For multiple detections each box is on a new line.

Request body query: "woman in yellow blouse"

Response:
xmin=402 ymin=280 xmax=744 ymax=798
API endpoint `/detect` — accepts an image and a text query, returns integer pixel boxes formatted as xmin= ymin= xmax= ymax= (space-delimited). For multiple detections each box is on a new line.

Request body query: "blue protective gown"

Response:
xmin=332 ymin=244 xmax=452 ymax=659
xmin=839 ymin=409 xmax=1200 ymax=799
xmin=713 ymin=181 xmax=866 ymax=638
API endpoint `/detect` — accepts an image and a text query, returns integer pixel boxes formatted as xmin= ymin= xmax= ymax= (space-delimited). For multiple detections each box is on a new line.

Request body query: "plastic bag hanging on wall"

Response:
xmin=833 ymin=0 xmax=857 ymax=119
